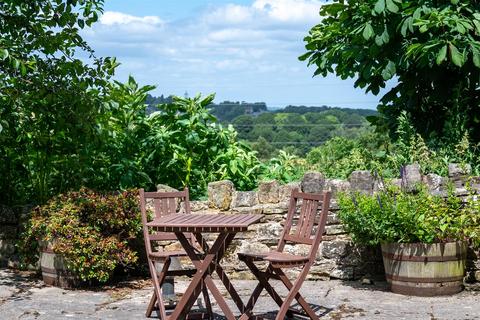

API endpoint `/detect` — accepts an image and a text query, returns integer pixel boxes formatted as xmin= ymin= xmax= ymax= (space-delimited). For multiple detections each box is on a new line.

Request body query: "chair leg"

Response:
xmin=146 ymin=290 xmax=157 ymax=318
xmin=202 ymin=285 xmax=213 ymax=318
xmin=147 ymin=258 xmax=171 ymax=320
xmin=274 ymin=265 xmax=318 ymax=320
xmin=243 ymin=260 xmax=287 ymax=315
xmin=274 ymin=267 xmax=319 ymax=320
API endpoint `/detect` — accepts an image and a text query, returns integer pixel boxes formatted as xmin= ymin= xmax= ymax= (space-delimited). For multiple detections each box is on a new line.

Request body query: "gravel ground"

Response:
xmin=1 ymin=269 xmax=479 ymax=320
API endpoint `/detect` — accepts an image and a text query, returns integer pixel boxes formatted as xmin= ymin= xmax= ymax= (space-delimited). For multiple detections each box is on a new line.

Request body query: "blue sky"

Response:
xmin=82 ymin=0 xmax=385 ymax=109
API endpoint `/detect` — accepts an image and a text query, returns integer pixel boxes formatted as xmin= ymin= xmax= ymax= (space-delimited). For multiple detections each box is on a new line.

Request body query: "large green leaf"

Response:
xmin=381 ymin=60 xmax=396 ymax=80
xmin=363 ymin=23 xmax=374 ymax=40
xmin=374 ymin=0 xmax=385 ymax=14
xmin=436 ymin=45 xmax=447 ymax=65
xmin=449 ymin=44 xmax=464 ymax=67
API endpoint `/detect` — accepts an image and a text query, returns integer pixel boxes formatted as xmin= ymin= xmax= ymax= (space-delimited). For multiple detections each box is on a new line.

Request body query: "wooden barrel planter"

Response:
xmin=381 ymin=242 xmax=467 ymax=296
xmin=40 ymin=241 xmax=79 ymax=288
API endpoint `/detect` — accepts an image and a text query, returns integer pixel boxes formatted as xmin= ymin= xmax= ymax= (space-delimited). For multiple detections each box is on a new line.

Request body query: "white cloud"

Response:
xmin=206 ymin=0 xmax=322 ymax=27
xmin=207 ymin=28 xmax=265 ymax=42
xmin=207 ymin=4 xmax=253 ymax=24
xmin=252 ymin=0 xmax=321 ymax=23
xmin=80 ymin=1 xmax=382 ymax=108
xmin=100 ymin=11 xmax=163 ymax=26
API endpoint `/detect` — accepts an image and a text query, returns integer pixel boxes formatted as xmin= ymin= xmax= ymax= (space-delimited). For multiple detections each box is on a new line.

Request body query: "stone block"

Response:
xmin=261 ymin=202 xmax=288 ymax=214
xmin=208 ymin=180 xmax=234 ymax=210
xmin=231 ymin=191 xmax=258 ymax=208
xmin=326 ymin=212 xmax=341 ymax=225
xmin=330 ymin=267 xmax=354 ymax=280
xmin=0 ymin=239 xmax=16 ymax=256
xmin=301 ymin=171 xmax=325 ymax=194
xmin=252 ymin=222 xmax=283 ymax=243
xmin=468 ymin=176 xmax=480 ymax=193
xmin=280 ymin=182 xmax=301 ymax=201
xmin=401 ymin=163 xmax=422 ymax=192
xmin=236 ymin=241 xmax=269 ymax=256
xmin=258 ymin=180 xmax=280 ymax=204
xmin=284 ymin=244 xmax=310 ymax=256
xmin=189 ymin=200 xmax=209 ymax=212
xmin=156 ymin=184 xmax=179 ymax=193
xmin=423 ymin=173 xmax=447 ymax=192
xmin=321 ymin=240 xmax=350 ymax=259
xmin=231 ymin=206 xmax=263 ymax=215
xmin=349 ymin=171 xmax=374 ymax=194
xmin=325 ymin=179 xmax=351 ymax=198
xmin=325 ymin=225 xmax=345 ymax=235
xmin=390 ymin=178 xmax=402 ymax=188
xmin=449 ymin=163 xmax=472 ymax=187
xmin=311 ymin=258 xmax=337 ymax=276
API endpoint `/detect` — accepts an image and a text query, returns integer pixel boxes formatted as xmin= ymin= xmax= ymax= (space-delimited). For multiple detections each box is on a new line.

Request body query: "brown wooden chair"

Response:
xmin=139 ymin=188 xmax=212 ymax=319
xmin=238 ymin=188 xmax=331 ymax=320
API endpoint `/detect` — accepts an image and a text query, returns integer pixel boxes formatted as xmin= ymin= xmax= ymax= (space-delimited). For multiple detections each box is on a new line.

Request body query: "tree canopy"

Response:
xmin=301 ymin=0 xmax=480 ymax=144
xmin=0 ymin=0 xmax=117 ymax=204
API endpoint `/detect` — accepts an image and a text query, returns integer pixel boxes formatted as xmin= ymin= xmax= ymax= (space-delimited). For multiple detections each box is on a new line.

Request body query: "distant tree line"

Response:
xmin=145 ymin=95 xmax=377 ymax=159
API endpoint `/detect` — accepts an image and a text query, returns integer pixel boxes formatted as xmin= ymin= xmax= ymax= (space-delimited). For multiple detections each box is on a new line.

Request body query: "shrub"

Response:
xmin=260 ymin=150 xmax=309 ymax=183
xmin=338 ymin=185 xmax=480 ymax=246
xmin=19 ymin=188 xmax=142 ymax=283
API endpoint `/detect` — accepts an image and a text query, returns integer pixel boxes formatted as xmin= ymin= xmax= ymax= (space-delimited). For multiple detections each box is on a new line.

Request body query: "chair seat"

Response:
xmin=238 ymin=251 xmax=309 ymax=267
xmin=148 ymin=250 xmax=188 ymax=260
xmin=264 ymin=252 xmax=309 ymax=267
xmin=238 ymin=252 xmax=268 ymax=261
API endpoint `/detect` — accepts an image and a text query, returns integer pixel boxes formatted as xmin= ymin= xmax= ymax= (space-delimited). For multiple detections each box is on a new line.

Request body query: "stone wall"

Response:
xmin=0 ymin=163 xmax=479 ymax=282
xmin=192 ymin=163 xmax=480 ymax=282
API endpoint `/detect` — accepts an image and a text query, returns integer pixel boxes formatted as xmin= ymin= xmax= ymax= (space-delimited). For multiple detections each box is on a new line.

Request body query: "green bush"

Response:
xmin=19 ymin=188 xmax=142 ymax=283
xmin=260 ymin=150 xmax=309 ymax=183
xmin=338 ymin=185 xmax=480 ymax=246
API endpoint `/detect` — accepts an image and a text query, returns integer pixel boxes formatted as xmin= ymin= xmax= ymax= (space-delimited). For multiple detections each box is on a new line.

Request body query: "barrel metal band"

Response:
xmin=385 ymin=273 xmax=464 ymax=283
xmin=382 ymin=252 xmax=466 ymax=262
xmin=390 ymin=283 xmax=463 ymax=296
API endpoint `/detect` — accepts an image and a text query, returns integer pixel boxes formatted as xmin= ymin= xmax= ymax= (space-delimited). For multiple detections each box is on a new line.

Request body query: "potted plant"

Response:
xmin=338 ymin=185 xmax=480 ymax=296
xmin=18 ymin=188 xmax=143 ymax=288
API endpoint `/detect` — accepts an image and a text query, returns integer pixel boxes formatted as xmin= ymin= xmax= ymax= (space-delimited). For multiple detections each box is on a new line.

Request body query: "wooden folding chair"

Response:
xmin=139 ymin=188 xmax=212 ymax=319
xmin=238 ymin=188 xmax=331 ymax=320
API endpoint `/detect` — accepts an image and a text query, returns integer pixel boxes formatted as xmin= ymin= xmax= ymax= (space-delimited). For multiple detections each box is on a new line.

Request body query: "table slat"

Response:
xmin=147 ymin=214 xmax=263 ymax=233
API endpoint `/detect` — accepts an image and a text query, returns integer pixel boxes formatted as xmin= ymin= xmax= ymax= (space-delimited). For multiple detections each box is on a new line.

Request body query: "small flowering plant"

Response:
xmin=19 ymin=188 xmax=142 ymax=283
xmin=338 ymin=184 xmax=480 ymax=246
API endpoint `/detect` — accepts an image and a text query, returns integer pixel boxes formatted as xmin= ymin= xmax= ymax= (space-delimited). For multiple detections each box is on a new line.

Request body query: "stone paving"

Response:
xmin=1 ymin=269 xmax=479 ymax=320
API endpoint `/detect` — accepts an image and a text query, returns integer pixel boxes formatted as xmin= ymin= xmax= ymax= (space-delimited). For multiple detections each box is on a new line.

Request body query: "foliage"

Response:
xmin=0 ymin=0 xmax=118 ymax=205
xmin=338 ymin=185 xmax=480 ymax=246
xmin=145 ymin=93 xmax=262 ymax=196
xmin=306 ymin=131 xmax=397 ymax=178
xmin=212 ymin=133 xmax=263 ymax=191
xmin=231 ymin=107 xmax=372 ymax=158
xmin=260 ymin=151 xmax=309 ymax=183
xmin=19 ymin=189 xmax=142 ymax=283
xmin=301 ymin=0 xmax=480 ymax=143
xmin=207 ymin=101 xmax=267 ymax=122
xmin=306 ymin=111 xmax=480 ymax=178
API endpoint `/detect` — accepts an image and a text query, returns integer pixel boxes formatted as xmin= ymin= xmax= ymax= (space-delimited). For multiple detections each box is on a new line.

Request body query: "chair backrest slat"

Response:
xmin=139 ymin=188 xmax=191 ymax=255
xmin=277 ymin=188 xmax=331 ymax=260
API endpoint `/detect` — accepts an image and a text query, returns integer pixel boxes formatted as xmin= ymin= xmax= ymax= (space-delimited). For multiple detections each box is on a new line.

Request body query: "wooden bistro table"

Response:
xmin=147 ymin=213 xmax=263 ymax=320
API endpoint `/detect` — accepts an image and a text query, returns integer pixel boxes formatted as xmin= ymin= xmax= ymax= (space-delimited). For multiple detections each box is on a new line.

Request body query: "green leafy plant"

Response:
xmin=338 ymin=185 xmax=480 ymax=246
xmin=19 ymin=189 xmax=142 ymax=283
xmin=260 ymin=150 xmax=308 ymax=183
xmin=301 ymin=0 xmax=480 ymax=145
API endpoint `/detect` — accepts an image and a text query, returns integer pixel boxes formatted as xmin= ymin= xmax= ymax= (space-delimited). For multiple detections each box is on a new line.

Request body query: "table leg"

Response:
xmin=194 ymin=233 xmax=247 ymax=314
xmin=171 ymin=232 xmax=236 ymax=320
